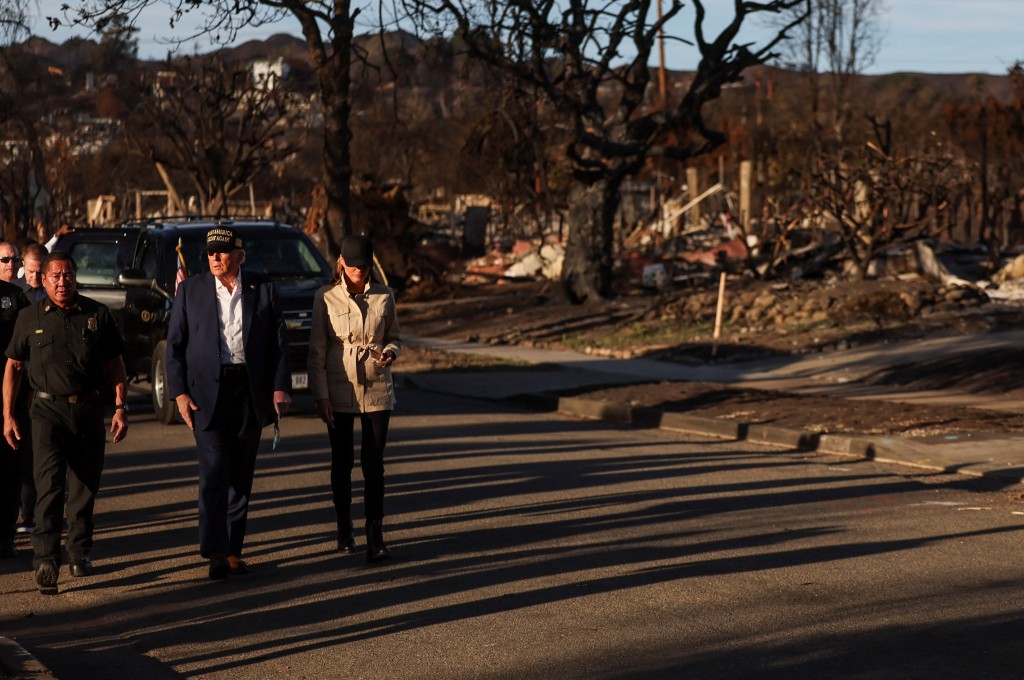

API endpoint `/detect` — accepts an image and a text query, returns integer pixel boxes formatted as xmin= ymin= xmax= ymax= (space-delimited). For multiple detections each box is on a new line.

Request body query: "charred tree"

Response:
xmin=405 ymin=0 xmax=806 ymax=302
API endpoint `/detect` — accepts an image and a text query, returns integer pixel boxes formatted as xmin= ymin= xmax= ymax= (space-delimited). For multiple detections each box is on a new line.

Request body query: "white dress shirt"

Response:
xmin=215 ymin=273 xmax=246 ymax=365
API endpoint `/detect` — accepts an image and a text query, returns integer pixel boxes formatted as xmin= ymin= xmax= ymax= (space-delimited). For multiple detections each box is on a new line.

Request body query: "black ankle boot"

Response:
xmin=338 ymin=518 xmax=357 ymax=553
xmin=365 ymin=520 xmax=391 ymax=563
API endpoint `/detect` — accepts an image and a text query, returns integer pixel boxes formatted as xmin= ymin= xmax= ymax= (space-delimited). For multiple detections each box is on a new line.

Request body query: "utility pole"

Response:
xmin=657 ymin=0 xmax=667 ymax=109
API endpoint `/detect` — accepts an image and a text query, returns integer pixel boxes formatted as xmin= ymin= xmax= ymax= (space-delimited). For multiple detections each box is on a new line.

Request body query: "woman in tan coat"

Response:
xmin=308 ymin=235 xmax=401 ymax=562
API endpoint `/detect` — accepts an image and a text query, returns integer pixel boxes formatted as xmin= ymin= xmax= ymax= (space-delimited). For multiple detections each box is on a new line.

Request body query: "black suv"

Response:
xmin=54 ymin=218 xmax=333 ymax=423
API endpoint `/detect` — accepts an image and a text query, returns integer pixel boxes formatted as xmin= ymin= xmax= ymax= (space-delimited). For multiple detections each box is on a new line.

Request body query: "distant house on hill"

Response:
xmin=252 ymin=57 xmax=289 ymax=90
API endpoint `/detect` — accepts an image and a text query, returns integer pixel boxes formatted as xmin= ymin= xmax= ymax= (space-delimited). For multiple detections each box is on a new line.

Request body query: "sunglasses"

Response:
xmin=0 ymin=257 xmax=20 ymax=263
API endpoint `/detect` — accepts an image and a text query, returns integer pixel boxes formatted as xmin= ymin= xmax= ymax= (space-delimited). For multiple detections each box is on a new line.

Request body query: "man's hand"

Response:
xmin=3 ymin=358 xmax=24 ymax=449
xmin=110 ymin=409 xmax=128 ymax=443
xmin=274 ymin=390 xmax=292 ymax=418
xmin=175 ymin=393 xmax=199 ymax=430
xmin=4 ymin=415 xmax=20 ymax=450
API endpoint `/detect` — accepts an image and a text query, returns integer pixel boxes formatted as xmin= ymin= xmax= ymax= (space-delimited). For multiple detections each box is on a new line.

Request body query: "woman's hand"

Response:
xmin=316 ymin=399 xmax=334 ymax=428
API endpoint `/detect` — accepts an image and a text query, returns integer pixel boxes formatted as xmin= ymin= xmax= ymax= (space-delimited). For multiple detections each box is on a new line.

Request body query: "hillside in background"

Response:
xmin=14 ymin=32 xmax=1016 ymax=104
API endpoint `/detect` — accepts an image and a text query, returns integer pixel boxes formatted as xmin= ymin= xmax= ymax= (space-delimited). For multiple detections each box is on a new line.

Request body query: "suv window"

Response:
xmin=244 ymin=237 xmax=327 ymax=277
xmin=175 ymin=233 xmax=327 ymax=280
xmin=138 ymin=238 xmax=159 ymax=280
xmin=66 ymin=241 xmax=121 ymax=286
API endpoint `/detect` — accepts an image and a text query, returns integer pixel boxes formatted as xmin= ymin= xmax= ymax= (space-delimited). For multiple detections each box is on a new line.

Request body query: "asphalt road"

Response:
xmin=2 ymin=387 xmax=1024 ymax=679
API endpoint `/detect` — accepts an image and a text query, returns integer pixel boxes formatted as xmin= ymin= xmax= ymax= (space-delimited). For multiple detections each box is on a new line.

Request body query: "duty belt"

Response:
xmin=35 ymin=390 xmax=99 ymax=404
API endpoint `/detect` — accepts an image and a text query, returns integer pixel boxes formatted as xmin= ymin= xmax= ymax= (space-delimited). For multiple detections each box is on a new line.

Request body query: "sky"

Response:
xmin=24 ymin=0 xmax=1024 ymax=76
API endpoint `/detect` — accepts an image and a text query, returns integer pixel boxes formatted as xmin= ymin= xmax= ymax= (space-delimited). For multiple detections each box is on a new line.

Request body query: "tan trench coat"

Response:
xmin=307 ymin=282 xmax=402 ymax=413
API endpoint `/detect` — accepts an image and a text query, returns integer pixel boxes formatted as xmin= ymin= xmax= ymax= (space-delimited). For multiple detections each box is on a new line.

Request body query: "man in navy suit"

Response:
xmin=166 ymin=227 xmax=291 ymax=580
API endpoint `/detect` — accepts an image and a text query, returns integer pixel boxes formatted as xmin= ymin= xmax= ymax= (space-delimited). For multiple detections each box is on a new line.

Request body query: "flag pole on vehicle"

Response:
xmin=175 ymin=237 xmax=187 ymax=294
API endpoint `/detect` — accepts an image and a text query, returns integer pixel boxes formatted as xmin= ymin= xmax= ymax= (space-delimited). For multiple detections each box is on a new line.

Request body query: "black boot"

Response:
xmin=365 ymin=520 xmax=391 ymax=563
xmin=337 ymin=517 xmax=357 ymax=553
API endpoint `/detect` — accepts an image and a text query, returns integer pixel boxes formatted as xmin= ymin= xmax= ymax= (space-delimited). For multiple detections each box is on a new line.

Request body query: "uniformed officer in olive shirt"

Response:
xmin=2 ymin=251 xmax=128 ymax=595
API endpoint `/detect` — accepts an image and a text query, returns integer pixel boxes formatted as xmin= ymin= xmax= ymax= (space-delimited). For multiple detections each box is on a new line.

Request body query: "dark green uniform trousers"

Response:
xmin=31 ymin=397 xmax=105 ymax=568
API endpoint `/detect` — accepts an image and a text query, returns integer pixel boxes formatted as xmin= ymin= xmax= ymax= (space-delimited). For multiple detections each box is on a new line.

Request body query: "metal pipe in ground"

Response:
xmin=711 ymin=271 xmax=727 ymax=358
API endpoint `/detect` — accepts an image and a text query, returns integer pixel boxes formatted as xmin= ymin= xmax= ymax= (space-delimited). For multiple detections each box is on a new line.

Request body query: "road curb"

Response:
xmin=529 ymin=393 xmax=1024 ymax=484
xmin=0 ymin=636 xmax=53 ymax=678
xmin=404 ymin=375 xmax=1024 ymax=484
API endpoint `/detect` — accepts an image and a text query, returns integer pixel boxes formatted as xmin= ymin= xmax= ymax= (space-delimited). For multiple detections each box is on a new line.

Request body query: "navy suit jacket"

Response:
xmin=166 ymin=270 xmax=290 ymax=431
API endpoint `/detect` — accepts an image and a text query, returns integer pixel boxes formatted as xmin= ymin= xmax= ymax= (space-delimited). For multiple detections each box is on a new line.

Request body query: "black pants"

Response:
xmin=18 ymin=392 xmax=35 ymax=525
xmin=328 ymin=410 xmax=390 ymax=525
xmin=0 ymin=437 xmax=18 ymax=544
xmin=31 ymin=398 xmax=105 ymax=567
xmin=1 ymin=391 xmax=34 ymax=541
xmin=193 ymin=367 xmax=262 ymax=558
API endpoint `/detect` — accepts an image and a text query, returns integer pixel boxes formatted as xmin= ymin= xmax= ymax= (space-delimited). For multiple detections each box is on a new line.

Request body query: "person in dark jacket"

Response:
xmin=166 ymin=227 xmax=291 ymax=580
xmin=0 ymin=278 xmax=28 ymax=559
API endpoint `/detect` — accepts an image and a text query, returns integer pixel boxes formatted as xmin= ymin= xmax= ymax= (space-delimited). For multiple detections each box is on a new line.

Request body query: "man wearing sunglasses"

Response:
xmin=0 ymin=242 xmax=21 ymax=285
xmin=166 ymin=227 xmax=291 ymax=581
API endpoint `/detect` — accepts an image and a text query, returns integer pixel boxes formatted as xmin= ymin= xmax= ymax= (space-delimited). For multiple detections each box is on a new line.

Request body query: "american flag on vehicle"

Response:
xmin=174 ymin=237 xmax=187 ymax=293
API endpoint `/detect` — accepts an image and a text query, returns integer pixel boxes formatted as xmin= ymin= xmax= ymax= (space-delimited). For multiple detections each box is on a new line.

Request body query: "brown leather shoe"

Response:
xmin=208 ymin=556 xmax=230 ymax=580
xmin=227 ymin=556 xmax=248 ymax=576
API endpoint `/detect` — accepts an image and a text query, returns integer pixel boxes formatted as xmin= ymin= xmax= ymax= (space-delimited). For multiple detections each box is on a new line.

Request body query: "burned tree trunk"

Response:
xmin=563 ymin=177 xmax=622 ymax=303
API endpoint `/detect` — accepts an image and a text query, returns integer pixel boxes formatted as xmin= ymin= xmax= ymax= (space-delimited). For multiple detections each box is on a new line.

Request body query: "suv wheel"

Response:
xmin=151 ymin=340 xmax=177 ymax=425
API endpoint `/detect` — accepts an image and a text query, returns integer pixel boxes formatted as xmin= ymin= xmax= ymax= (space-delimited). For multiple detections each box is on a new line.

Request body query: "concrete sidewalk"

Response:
xmin=404 ymin=334 xmax=1024 ymax=484
xmin=407 ymin=329 xmax=1024 ymax=410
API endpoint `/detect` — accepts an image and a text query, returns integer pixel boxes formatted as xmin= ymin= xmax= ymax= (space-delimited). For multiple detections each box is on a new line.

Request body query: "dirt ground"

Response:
xmin=398 ymin=277 xmax=1024 ymax=437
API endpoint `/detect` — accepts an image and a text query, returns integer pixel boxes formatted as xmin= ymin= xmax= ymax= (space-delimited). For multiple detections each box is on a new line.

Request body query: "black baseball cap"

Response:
xmin=206 ymin=227 xmax=243 ymax=253
xmin=341 ymin=234 xmax=374 ymax=268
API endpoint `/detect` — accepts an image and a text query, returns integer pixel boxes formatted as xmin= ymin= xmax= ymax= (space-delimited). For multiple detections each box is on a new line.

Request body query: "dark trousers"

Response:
xmin=0 ymin=438 xmax=18 ymax=543
xmin=193 ymin=368 xmax=262 ymax=558
xmin=1 ymin=391 xmax=35 ymax=541
xmin=328 ymin=410 xmax=390 ymax=526
xmin=31 ymin=398 xmax=105 ymax=567
xmin=18 ymin=393 xmax=35 ymax=524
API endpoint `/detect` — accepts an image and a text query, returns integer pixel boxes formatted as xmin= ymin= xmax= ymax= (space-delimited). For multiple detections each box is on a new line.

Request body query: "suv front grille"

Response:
xmin=283 ymin=309 xmax=313 ymax=332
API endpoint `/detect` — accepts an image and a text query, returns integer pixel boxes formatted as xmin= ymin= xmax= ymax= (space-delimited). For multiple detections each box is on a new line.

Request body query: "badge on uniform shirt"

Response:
xmin=0 ymin=296 xmax=10 ymax=309
xmin=87 ymin=316 xmax=97 ymax=332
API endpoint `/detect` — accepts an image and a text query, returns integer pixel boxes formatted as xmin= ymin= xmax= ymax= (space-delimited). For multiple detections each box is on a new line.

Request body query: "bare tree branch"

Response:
xmin=127 ymin=57 xmax=301 ymax=215
xmin=403 ymin=0 xmax=805 ymax=301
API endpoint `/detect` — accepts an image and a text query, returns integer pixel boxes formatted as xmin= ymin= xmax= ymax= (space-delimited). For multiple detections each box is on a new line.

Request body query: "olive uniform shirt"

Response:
xmin=6 ymin=294 xmax=125 ymax=396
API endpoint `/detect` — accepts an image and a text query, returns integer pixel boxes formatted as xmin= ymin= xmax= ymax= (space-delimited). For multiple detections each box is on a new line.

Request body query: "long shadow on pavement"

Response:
xmin=3 ymin=386 xmax=1023 ymax=678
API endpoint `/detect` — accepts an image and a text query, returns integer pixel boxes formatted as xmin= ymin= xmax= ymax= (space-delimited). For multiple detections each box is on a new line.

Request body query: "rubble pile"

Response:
xmin=656 ymin=280 xmax=991 ymax=334
xmin=462 ymin=238 xmax=565 ymax=283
